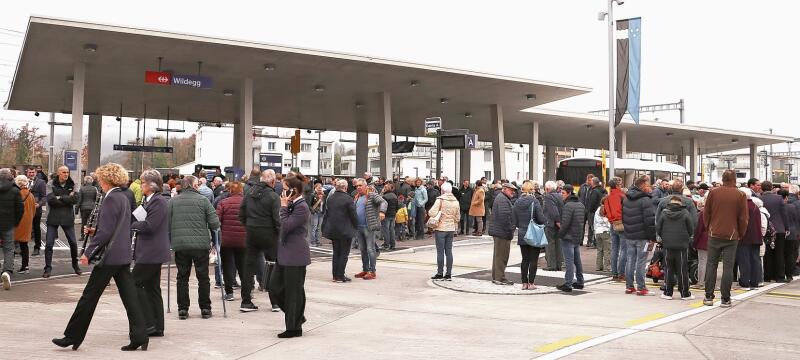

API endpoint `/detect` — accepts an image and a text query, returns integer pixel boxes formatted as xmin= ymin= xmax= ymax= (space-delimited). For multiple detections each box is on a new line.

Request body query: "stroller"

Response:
xmin=647 ymin=243 xmax=665 ymax=283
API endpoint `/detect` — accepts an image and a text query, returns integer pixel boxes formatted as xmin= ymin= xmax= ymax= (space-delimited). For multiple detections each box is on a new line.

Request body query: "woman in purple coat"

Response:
xmin=269 ymin=173 xmax=311 ymax=339
xmin=53 ymin=163 xmax=148 ymax=351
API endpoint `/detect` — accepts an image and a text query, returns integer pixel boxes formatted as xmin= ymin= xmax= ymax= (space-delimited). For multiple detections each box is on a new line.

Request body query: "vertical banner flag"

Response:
xmin=615 ymin=17 xmax=642 ymax=126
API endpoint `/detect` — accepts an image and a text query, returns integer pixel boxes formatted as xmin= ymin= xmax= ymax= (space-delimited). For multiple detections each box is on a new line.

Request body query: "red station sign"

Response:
xmin=144 ymin=71 xmax=172 ymax=85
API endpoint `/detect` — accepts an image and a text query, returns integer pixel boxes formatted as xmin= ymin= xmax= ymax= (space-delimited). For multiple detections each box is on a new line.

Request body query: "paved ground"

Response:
xmin=1 ymin=239 xmax=798 ymax=359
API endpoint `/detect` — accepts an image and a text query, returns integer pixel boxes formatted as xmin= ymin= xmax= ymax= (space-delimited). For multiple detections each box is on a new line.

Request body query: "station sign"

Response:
xmin=425 ymin=117 xmax=442 ymax=136
xmin=63 ymin=150 xmax=79 ymax=171
xmin=144 ymin=71 xmax=213 ymax=89
xmin=259 ymin=153 xmax=283 ymax=173
xmin=465 ymin=134 xmax=478 ymax=149
xmin=114 ymin=144 xmax=174 ymax=153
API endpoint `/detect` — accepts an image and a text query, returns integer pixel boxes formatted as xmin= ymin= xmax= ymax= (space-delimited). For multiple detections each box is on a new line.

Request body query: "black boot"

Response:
xmin=277 ymin=330 xmax=302 ymax=338
xmin=52 ymin=337 xmax=80 ymax=350
xmin=120 ymin=339 xmax=149 ymax=351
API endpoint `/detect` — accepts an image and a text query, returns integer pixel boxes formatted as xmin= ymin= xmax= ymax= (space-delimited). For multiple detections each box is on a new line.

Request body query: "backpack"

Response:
xmin=764 ymin=216 xmax=777 ymax=249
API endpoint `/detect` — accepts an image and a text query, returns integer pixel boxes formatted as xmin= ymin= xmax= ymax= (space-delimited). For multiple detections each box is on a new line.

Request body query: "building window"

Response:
xmin=320 ymin=145 xmax=328 ymax=153
xmin=301 ymin=143 xmax=312 ymax=152
xmin=285 ymin=143 xmax=291 ymax=151
xmin=301 ymin=160 xmax=311 ymax=168
xmin=426 ymin=161 xmax=431 ymax=169
xmin=267 ymin=142 xmax=276 ymax=151
xmin=283 ymin=161 xmax=292 ymax=168
xmin=517 ymin=153 xmax=521 ymax=161
xmin=341 ymin=163 xmax=350 ymax=171
xmin=484 ymin=150 xmax=492 ymax=162
xmin=484 ymin=171 xmax=492 ymax=180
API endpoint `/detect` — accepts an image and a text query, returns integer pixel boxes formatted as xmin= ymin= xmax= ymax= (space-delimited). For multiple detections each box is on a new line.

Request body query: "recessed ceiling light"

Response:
xmin=263 ymin=63 xmax=276 ymax=71
xmin=66 ymin=76 xmax=74 ymax=84
xmin=409 ymin=80 xmax=419 ymax=87
xmin=731 ymin=138 xmax=739 ymax=143
xmin=526 ymin=94 xmax=536 ymax=100
xmin=440 ymin=98 xmax=449 ymax=104
xmin=666 ymin=132 xmax=674 ymax=136
xmin=464 ymin=112 xmax=472 ymax=118
xmin=223 ymin=89 xmax=234 ymax=96
xmin=314 ymin=85 xmax=325 ymax=92
xmin=355 ymin=102 xmax=364 ymax=109
xmin=586 ymin=124 xmax=594 ymax=129
xmin=83 ymin=43 xmax=98 ymax=53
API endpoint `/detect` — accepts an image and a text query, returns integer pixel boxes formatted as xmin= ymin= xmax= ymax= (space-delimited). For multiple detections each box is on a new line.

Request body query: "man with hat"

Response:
xmin=487 ymin=183 xmax=518 ymax=285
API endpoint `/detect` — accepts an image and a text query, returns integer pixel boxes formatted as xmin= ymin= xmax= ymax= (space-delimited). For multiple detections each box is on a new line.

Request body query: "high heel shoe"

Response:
xmin=52 ymin=337 xmax=80 ymax=350
xmin=120 ymin=339 xmax=149 ymax=351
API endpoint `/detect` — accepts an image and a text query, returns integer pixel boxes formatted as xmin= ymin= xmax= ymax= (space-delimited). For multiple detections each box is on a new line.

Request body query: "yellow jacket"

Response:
xmin=395 ymin=206 xmax=408 ymax=224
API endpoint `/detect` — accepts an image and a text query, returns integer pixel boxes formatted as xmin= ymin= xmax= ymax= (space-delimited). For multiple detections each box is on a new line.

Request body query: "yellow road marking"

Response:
xmin=377 ymin=258 xmax=484 ymax=270
xmin=767 ymin=291 xmax=800 ymax=297
xmin=626 ymin=313 xmax=667 ymax=326
xmin=535 ymin=336 xmax=593 ymax=353
xmin=688 ymin=301 xmax=705 ymax=308
xmin=765 ymin=293 xmax=800 ymax=301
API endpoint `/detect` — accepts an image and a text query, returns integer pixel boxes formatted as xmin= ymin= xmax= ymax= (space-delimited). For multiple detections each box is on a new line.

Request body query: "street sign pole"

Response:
xmin=436 ymin=130 xmax=442 ymax=180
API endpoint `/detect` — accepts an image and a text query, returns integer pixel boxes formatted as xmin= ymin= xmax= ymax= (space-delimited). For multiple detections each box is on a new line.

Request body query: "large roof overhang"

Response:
xmin=4 ymin=16 xmax=590 ymax=138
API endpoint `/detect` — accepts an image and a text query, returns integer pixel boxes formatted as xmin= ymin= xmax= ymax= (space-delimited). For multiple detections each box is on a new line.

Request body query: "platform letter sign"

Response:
xmin=466 ymin=134 xmax=478 ymax=149
xmin=64 ymin=150 xmax=79 ymax=171
xmin=425 ymin=117 xmax=442 ymax=136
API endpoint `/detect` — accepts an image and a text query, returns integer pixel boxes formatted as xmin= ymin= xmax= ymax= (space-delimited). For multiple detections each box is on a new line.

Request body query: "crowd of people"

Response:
xmin=1 ymin=162 xmax=799 ymax=352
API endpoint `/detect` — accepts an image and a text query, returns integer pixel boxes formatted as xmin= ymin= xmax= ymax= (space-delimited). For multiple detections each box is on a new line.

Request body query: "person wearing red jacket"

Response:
xmin=602 ymin=177 xmax=627 ymax=281
xmin=216 ymin=182 xmax=247 ymax=301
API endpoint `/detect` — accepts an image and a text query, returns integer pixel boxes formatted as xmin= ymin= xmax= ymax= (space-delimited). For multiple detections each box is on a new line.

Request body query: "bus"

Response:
xmin=557 ymin=157 xmax=688 ymax=187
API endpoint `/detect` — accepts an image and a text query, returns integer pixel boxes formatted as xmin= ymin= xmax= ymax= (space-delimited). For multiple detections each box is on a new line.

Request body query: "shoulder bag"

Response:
xmin=426 ymin=200 xmax=444 ymax=229
xmin=524 ymin=202 xmax=548 ymax=247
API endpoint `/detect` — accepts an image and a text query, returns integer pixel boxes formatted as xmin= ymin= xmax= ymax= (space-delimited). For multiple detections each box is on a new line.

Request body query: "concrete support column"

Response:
xmin=87 ymin=115 xmax=102 ymax=172
xmin=460 ymin=149 xmax=472 ymax=182
xmin=749 ymin=144 xmax=758 ymax=180
xmin=545 ymin=145 xmax=557 ymax=181
xmin=690 ymin=138 xmax=700 ymax=182
xmin=377 ymin=92 xmax=392 ymax=180
xmin=529 ymin=122 xmax=540 ymax=183
xmin=237 ymin=78 xmax=254 ymax=171
xmin=490 ymin=104 xmax=505 ymax=180
xmin=70 ymin=62 xmax=86 ymax=180
xmin=618 ymin=130 xmax=627 ymax=158
xmin=356 ymin=131 xmax=369 ymax=176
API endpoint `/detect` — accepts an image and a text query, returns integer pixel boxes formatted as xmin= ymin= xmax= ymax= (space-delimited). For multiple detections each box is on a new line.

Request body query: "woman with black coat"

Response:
xmin=53 ymin=163 xmax=148 ymax=351
xmin=512 ymin=182 xmax=546 ymax=290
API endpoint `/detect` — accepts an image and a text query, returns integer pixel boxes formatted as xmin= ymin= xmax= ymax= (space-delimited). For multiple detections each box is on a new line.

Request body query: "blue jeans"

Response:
xmin=459 ymin=210 xmax=472 ymax=234
xmin=610 ymin=228 xmax=627 ymax=276
xmin=309 ymin=212 xmax=323 ymax=245
xmin=561 ymin=241 xmax=584 ymax=287
xmin=356 ymin=227 xmax=377 ymax=272
xmin=44 ymin=224 xmax=78 ymax=272
xmin=625 ymin=239 xmax=649 ymax=290
xmin=382 ymin=218 xmax=396 ymax=249
xmin=434 ymin=231 xmax=454 ymax=275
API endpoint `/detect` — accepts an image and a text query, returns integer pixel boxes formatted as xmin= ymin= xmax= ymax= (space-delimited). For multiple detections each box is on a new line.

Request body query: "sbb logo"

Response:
xmin=158 ymin=75 xmax=169 ymax=84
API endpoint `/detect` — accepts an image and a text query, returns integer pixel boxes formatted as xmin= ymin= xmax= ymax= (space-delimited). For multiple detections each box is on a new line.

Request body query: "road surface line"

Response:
xmin=625 ymin=313 xmax=666 ymax=326
xmin=534 ymin=336 xmax=593 ymax=353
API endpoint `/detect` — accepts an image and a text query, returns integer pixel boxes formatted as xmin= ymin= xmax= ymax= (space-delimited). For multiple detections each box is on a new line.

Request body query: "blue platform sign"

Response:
xmin=465 ymin=134 xmax=478 ymax=149
xmin=172 ymin=74 xmax=213 ymax=89
xmin=64 ymin=150 xmax=79 ymax=171
xmin=259 ymin=153 xmax=283 ymax=173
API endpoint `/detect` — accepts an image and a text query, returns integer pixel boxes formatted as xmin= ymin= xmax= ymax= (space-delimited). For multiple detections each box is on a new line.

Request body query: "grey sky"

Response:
xmin=1 ymin=0 xmax=798 ymax=153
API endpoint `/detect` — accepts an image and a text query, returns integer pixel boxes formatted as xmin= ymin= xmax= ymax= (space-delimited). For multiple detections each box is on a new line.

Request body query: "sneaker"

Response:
xmin=636 ymin=289 xmax=654 ymax=296
xmin=492 ymin=280 xmax=505 ymax=285
xmin=224 ymin=293 xmax=235 ymax=301
xmin=660 ymin=294 xmax=673 ymax=300
xmin=354 ymin=272 xmax=367 ymax=278
xmin=681 ymin=294 xmax=696 ymax=300
xmin=214 ymin=284 xmax=222 ymax=289
xmin=42 ymin=271 xmax=50 ymax=279
xmin=720 ymin=299 xmax=732 ymax=308
xmin=2 ymin=272 xmax=11 ymax=290
xmin=17 ymin=267 xmax=29 ymax=274
xmin=501 ymin=279 xmax=514 ymax=286
xmin=625 ymin=287 xmax=636 ymax=294
xmin=431 ymin=274 xmax=444 ymax=281
xmin=363 ymin=272 xmax=376 ymax=280
xmin=572 ymin=284 xmax=584 ymax=290
xmin=556 ymin=284 xmax=572 ymax=293
xmin=239 ymin=302 xmax=259 ymax=312
xmin=178 ymin=310 xmax=188 ymax=320
xmin=443 ymin=274 xmax=452 ymax=281
xmin=341 ymin=276 xmax=352 ymax=282
xmin=271 ymin=304 xmax=280 ymax=312
xmin=201 ymin=309 xmax=212 ymax=319
xmin=703 ymin=297 xmax=714 ymax=306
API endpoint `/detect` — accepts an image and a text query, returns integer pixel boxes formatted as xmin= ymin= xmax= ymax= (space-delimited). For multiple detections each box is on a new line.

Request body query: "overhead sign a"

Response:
xmin=466 ymin=134 xmax=478 ymax=149
xmin=144 ymin=71 xmax=213 ymax=89
xmin=425 ymin=117 xmax=442 ymax=136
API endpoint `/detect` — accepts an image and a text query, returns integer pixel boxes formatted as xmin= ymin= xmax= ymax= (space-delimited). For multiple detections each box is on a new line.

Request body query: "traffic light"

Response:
xmin=290 ymin=129 xmax=301 ymax=154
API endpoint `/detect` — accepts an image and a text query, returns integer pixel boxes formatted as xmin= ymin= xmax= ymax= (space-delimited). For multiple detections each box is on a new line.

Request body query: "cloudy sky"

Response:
xmin=1 ymin=0 xmax=798 ymax=155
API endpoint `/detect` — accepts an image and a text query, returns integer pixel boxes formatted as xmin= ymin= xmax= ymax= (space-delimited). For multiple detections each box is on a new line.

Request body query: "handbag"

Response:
xmin=524 ymin=202 xmax=548 ymax=247
xmin=426 ymin=200 xmax=444 ymax=229
xmin=612 ymin=220 xmax=625 ymax=233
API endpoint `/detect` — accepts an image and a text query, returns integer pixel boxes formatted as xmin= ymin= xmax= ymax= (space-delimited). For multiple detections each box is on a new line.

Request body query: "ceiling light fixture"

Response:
xmin=66 ymin=76 xmax=74 ymax=84
xmin=314 ymin=85 xmax=325 ymax=92
xmin=223 ymin=89 xmax=234 ymax=96
xmin=666 ymin=132 xmax=674 ymax=136
xmin=526 ymin=94 xmax=536 ymax=100
xmin=464 ymin=112 xmax=472 ymax=118
xmin=355 ymin=102 xmax=364 ymax=109
xmin=263 ymin=63 xmax=276 ymax=71
xmin=83 ymin=43 xmax=98 ymax=53
xmin=731 ymin=138 xmax=739 ymax=143
xmin=440 ymin=98 xmax=449 ymax=104
xmin=586 ymin=124 xmax=594 ymax=129
xmin=409 ymin=80 xmax=419 ymax=87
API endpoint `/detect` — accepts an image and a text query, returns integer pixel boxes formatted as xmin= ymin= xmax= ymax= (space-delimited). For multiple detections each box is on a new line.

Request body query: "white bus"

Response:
xmin=557 ymin=157 xmax=688 ymax=187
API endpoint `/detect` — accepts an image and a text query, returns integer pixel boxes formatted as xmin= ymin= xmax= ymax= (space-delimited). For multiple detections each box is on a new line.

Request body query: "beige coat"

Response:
xmin=469 ymin=186 xmax=486 ymax=217
xmin=428 ymin=193 xmax=461 ymax=232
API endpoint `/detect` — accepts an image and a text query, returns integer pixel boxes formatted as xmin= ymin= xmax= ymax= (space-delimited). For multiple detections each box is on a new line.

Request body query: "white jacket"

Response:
xmin=752 ymin=197 xmax=770 ymax=237
xmin=594 ymin=207 xmax=611 ymax=234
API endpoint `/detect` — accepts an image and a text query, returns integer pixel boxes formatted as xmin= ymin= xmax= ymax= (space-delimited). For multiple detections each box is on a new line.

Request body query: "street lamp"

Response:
xmin=598 ymin=0 xmax=625 ymax=184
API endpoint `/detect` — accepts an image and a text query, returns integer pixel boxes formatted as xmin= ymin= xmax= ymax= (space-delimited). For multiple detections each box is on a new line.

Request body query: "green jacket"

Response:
xmin=130 ymin=179 xmax=143 ymax=206
xmin=169 ymin=188 xmax=220 ymax=252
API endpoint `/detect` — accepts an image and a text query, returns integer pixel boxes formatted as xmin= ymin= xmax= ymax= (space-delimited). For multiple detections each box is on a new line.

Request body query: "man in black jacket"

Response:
xmin=26 ymin=167 xmax=47 ymax=256
xmin=322 ymin=179 xmax=358 ymax=282
xmin=381 ymin=183 xmax=399 ymax=250
xmin=238 ymin=169 xmax=281 ymax=312
xmin=543 ymin=181 xmax=564 ymax=271
xmin=586 ymin=177 xmax=606 ymax=248
xmin=761 ymin=181 xmax=789 ymax=282
xmin=557 ymin=184 xmax=585 ymax=292
xmin=488 ymin=183 xmax=517 ymax=285
xmin=43 ymin=166 xmax=81 ymax=278
xmin=1 ymin=168 xmax=24 ymax=290
xmin=458 ymin=180 xmax=473 ymax=235
xmin=622 ymin=175 xmax=657 ymax=296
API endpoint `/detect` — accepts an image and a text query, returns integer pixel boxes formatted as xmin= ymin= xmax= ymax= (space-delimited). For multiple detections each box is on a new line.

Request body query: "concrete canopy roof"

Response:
xmin=519 ymin=108 xmax=794 ymax=155
xmin=5 ymin=16 xmax=590 ymax=137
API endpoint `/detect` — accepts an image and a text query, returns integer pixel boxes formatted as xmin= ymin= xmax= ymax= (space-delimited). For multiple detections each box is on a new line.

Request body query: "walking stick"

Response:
xmin=214 ymin=230 xmax=227 ymax=318
xmin=166 ymin=250 xmax=172 ymax=313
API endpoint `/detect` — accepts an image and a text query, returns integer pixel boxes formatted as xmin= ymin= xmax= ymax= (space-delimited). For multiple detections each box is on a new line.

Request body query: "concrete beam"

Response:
xmin=237 ymin=77 xmax=254 ymax=172
xmin=530 ymin=122 xmax=540 ymax=182
xmin=749 ymin=144 xmax=758 ymax=180
xmin=690 ymin=138 xmax=700 ymax=182
xmin=70 ymin=62 xmax=85 ymax=180
xmin=377 ymin=92 xmax=392 ymax=180
xmin=491 ymin=104 xmax=505 ymax=180
xmin=87 ymin=115 xmax=102 ymax=172
xmin=618 ymin=130 xmax=627 ymax=158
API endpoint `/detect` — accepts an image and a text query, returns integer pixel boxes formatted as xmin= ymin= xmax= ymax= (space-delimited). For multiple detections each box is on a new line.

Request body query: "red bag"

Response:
xmin=647 ymin=262 xmax=663 ymax=280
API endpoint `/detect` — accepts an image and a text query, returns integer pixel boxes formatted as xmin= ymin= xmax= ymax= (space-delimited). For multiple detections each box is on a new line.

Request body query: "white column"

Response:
xmin=70 ymin=63 xmax=86 ymax=180
xmin=491 ymin=104 xmax=506 ymax=180
xmin=530 ymin=122 xmax=540 ymax=182
xmin=356 ymin=131 xmax=369 ymax=176
xmin=237 ymin=78 xmax=254 ymax=171
xmin=545 ymin=145 xmax=557 ymax=181
xmin=749 ymin=144 xmax=758 ymax=180
xmin=377 ymin=92 xmax=392 ymax=180
xmin=690 ymin=138 xmax=700 ymax=182
xmin=460 ymin=149 xmax=472 ymax=182
xmin=618 ymin=130 xmax=627 ymax=158
xmin=87 ymin=115 xmax=102 ymax=172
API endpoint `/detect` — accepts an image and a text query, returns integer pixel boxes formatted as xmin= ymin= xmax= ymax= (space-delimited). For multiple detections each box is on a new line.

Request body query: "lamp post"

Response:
xmin=598 ymin=0 xmax=625 ymax=181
